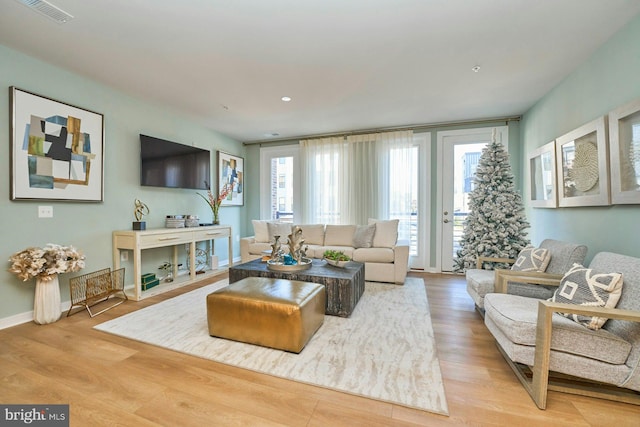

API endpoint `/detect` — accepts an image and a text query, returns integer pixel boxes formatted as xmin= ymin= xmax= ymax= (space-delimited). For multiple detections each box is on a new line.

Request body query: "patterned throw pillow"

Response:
xmin=511 ymin=247 xmax=551 ymax=272
xmin=549 ymin=263 xmax=624 ymax=330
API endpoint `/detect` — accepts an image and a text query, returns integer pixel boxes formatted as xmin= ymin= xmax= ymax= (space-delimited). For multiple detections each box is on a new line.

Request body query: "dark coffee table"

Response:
xmin=229 ymin=258 xmax=365 ymax=317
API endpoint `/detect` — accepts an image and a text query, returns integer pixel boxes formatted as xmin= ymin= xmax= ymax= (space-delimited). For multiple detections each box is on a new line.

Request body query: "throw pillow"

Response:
xmin=511 ymin=247 xmax=551 ymax=272
xmin=252 ymin=220 xmax=271 ymax=243
xmin=267 ymin=222 xmax=292 ymax=243
xmin=295 ymin=224 xmax=325 ymax=245
xmin=353 ymin=224 xmax=376 ymax=248
xmin=368 ymin=218 xmax=399 ymax=248
xmin=549 ymin=263 xmax=624 ymax=330
xmin=324 ymin=225 xmax=357 ymax=246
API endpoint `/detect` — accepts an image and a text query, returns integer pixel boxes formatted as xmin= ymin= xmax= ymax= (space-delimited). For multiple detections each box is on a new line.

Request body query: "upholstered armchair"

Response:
xmin=484 ymin=252 xmax=640 ymax=409
xmin=466 ymin=239 xmax=588 ymax=311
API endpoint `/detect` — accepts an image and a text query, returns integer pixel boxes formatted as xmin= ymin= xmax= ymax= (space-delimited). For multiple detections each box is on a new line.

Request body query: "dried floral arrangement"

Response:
xmin=8 ymin=244 xmax=85 ymax=282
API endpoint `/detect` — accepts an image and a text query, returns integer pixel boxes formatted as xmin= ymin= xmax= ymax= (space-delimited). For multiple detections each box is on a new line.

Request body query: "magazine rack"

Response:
xmin=67 ymin=268 xmax=127 ymax=317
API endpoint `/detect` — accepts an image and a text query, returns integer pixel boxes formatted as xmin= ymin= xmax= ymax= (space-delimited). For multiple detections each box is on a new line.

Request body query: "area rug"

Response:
xmin=94 ymin=277 xmax=449 ymax=415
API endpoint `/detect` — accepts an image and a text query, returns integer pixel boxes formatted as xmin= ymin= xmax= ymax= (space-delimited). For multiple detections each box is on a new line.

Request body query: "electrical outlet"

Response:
xmin=120 ymin=251 xmax=128 ymax=262
xmin=38 ymin=206 xmax=53 ymax=218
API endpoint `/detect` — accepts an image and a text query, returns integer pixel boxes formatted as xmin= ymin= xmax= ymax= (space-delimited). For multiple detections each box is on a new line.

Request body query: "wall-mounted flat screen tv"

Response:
xmin=140 ymin=134 xmax=210 ymax=190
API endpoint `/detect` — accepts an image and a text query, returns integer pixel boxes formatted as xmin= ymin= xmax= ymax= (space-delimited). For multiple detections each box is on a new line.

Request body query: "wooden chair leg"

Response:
xmin=531 ymin=301 xmax=554 ymax=409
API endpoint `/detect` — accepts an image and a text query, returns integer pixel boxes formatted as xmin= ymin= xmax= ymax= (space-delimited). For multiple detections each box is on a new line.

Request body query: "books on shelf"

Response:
xmin=141 ymin=273 xmax=160 ymax=291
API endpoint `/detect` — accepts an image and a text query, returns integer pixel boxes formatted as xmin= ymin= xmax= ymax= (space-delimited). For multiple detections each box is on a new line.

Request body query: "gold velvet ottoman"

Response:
xmin=207 ymin=277 xmax=325 ymax=353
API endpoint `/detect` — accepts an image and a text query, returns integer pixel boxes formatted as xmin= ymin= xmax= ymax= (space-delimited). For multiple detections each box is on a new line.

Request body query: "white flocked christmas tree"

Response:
xmin=454 ymin=129 xmax=530 ymax=272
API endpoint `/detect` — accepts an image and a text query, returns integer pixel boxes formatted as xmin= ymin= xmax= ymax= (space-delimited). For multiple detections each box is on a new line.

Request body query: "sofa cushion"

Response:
xmin=303 ymin=245 xmax=324 ymax=259
xmin=368 ymin=218 xmax=399 ymax=248
xmin=353 ymin=247 xmax=394 ymax=263
xmin=267 ymin=222 xmax=292 ymax=243
xmin=247 ymin=241 xmax=273 ymax=256
xmin=324 ymin=225 xmax=357 ymax=246
xmin=549 ymin=263 xmax=624 ymax=330
xmin=252 ymin=220 xmax=271 ymax=243
xmin=295 ymin=224 xmax=325 ymax=246
xmin=466 ymin=269 xmax=496 ymax=304
xmin=539 ymin=239 xmax=588 ymax=275
xmin=512 ymin=247 xmax=551 ymax=272
xmin=353 ymin=224 xmax=376 ymax=248
xmin=484 ymin=293 xmax=632 ymax=365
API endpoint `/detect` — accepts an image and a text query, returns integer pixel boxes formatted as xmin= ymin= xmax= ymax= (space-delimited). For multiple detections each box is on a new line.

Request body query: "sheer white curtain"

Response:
xmin=377 ymin=131 xmax=417 ymax=245
xmin=300 ymin=136 xmax=349 ymax=224
xmin=300 ymin=130 xmax=415 ymax=228
xmin=345 ymin=134 xmax=379 ymax=225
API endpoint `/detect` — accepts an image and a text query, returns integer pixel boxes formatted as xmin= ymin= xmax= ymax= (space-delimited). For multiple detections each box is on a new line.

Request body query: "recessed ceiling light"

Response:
xmin=471 ymin=65 xmax=481 ymax=73
xmin=281 ymin=96 xmax=292 ymax=102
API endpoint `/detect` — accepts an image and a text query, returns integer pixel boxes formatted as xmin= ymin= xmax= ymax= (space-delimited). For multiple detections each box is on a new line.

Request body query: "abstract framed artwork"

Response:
xmin=528 ymin=140 xmax=557 ymax=208
xmin=10 ymin=87 xmax=104 ymax=201
xmin=217 ymin=151 xmax=244 ymax=206
xmin=608 ymin=96 xmax=640 ymax=204
xmin=555 ymin=116 xmax=610 ymax=207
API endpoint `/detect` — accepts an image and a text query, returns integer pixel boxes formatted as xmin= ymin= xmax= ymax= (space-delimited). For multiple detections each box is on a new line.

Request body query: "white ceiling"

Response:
xmin=2 ymin=0 xmax=640 ymax=142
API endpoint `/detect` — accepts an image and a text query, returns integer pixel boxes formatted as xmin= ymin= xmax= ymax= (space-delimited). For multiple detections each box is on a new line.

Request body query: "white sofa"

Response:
xmin=240 ymin=219 xmax=410 ymax=284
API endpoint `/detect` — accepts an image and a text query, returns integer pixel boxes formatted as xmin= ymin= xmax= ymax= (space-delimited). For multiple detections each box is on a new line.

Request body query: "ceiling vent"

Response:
xmin=15 ymin=0 xmax=74 ymax=24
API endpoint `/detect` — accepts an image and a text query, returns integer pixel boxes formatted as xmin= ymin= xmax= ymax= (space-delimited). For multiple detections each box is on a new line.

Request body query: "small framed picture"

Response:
xmin=10 ymin=87 xmax=105 ymax=201
xmin=555 ymin=116 xmax=610 ymax=207
xmin=217 ymin=151 xmax=244 ymax=206
xmin=609 ymin=97 xmax=640 ymax=204
xmin=528 ymin=140 xmax=557 ymax=208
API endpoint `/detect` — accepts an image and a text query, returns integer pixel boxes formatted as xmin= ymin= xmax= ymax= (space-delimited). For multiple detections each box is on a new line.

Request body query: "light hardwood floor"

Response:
xmin=1 ymin=272 xmax=639 ymax=426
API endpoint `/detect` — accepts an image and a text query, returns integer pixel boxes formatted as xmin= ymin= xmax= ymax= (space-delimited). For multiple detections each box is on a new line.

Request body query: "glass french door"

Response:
xmin=437 ymin=127 xmax=508 ymax=272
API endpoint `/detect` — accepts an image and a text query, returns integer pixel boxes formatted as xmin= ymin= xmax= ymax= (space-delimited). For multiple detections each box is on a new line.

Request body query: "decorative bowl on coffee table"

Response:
xmin=266 ymin=257 xmax=313 ymax=272
xmin=324 ymin=258 xmax=350 ymax=268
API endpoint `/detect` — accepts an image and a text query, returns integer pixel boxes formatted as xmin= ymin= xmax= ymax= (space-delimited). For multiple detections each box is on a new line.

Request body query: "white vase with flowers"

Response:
xmin=8 ymin=244 xmax=85 ymax=324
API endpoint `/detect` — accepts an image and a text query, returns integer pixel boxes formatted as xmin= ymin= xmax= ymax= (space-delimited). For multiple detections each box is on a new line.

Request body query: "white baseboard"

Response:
xmin=0 ymin=311 xmax=33 ymax=330
xmin=0 ymin=258 xmax=241 ymax=330
xmin=0 ymin=300 xmax=72 ymax=330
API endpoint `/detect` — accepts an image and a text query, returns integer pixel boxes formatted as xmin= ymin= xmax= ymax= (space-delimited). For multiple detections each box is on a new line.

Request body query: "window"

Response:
xmin=300 ymin=131 xmax=428 ymax=265
xmin=260 ymin=146 xmax=300 ymax=223
xmin=262 ymin=132 xmax=430 ymax=268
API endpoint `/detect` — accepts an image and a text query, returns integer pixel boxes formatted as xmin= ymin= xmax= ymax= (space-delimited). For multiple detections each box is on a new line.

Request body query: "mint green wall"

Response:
xmin=244 ymin=144 xmax=262 ymax=231
xmin=520 ymin=14 xmax=640 ymax=262
xmin=0 ymin=44 xmax=245 ymax=321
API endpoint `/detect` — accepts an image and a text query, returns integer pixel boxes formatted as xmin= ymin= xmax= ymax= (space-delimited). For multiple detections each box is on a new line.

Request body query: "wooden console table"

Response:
xmin=112 ymin=225 xmax=232 ymax=300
